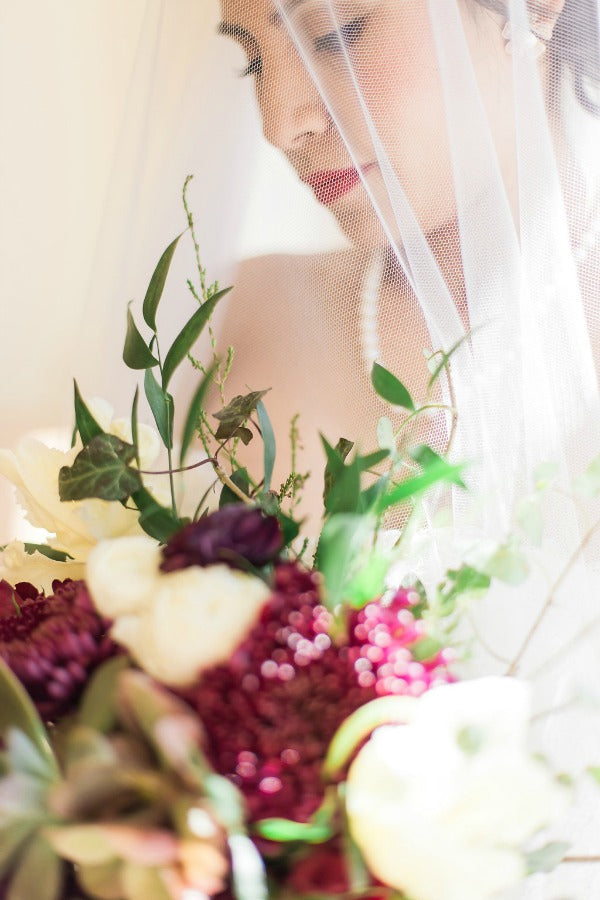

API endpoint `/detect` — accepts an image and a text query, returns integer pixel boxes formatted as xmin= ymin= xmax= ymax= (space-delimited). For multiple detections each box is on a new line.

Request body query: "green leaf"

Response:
xmin=483 ymin=543 xmax=529 ymax=586
xmin=256 ymin=400 xmax=276 ymax=494
xmin=574 ymin=453 xmax=600 ymax=498
xmin=0 ymin=823 xmax=36 ymax=879
xmin=344 ymin=554 xmax=389 ymax=609
xmin=77 ymin=656 xmax=131 ymax=733
xmin=378 ymin=446 xmax=465 ymax=514
xmin=73 ymin=381 xmax=103 ymax=446
xmin=132 ymin=487 xmax=182 ymax=542
xmin=219 ymin=468 xmax=251 ymax=508
xmin=144 ymin=368 xmax=174 ymax=450
xmin=179 ymin=362 xmax=218 ymax=466
xmin=315 ymin=514 xmax=372 ymax=610
xmin=162 ymin=287 xmax=231 ymax=390
xmin=525 ymin=841 xmax=570 ymax=875
xmin=213 ymin=388 xmax=270 ymax=442
xmin=325 ymin=457 xmax=361 ymax=516
xmin=58 ymin=434 xmax=142 ymax=502
xmin=277 ymin=511 xmax=301 ymax=547
xmin=253 ymin=818 xmax=333 ymax=844
xmin=588 ymin=766 xmax=600 ymax=785
xmin=204 ymin=773 xmax=246 ymax=832
xmin=410 ymin=636 xmax=443 ymax=662
xmin=123 ymin=306 xmax=159 ymax=370
xmin=437 ymin=565 xmax=491 ymax=616
xmin=5 ymin=730 xmax=56 ymax=782
xmin=0 ymin=658 xmax=58 ymax=780
xmin=516 ymin=494 xmax=543 ymax=546
xmin=371 ymin=362 xmax=415 ymax=410
xmin=142 ymin=231 xmax=184 ymax=332
xmin=22 ymin=544 xmax=72 ymax=563
xmin=6 ymin=835 xmax=64 ymax=900
xmin=131 ymin=386 xmax=140 ymax=470
xmin=377 ymin=416 xmax=396 ymax=453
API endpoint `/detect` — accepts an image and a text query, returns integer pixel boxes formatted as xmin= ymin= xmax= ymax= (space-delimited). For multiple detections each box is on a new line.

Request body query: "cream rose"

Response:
xmin=0 ymin=403 xmax=162 ymax=568
xmin=86 ymin=536 xmax=271 ymax=686
xmin=346 ymin=678 xmax=569 ymax=900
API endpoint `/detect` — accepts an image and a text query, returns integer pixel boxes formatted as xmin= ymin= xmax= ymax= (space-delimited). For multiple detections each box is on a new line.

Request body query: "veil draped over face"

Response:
xmin=216 ymin=1 xmax=600 ymax=893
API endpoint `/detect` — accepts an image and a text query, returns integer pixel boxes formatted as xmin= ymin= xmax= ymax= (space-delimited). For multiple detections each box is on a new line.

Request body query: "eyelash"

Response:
xmin=240 ymin=57 xmax=262 ymax=79
xmin=314 ymin=15 xmax=368 ymax=54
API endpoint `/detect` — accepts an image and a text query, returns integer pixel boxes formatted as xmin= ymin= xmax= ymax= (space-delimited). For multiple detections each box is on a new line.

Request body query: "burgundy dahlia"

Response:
xmin=0 ymin=578 xmax=117 ymax=723
xmin=180 ymin=563 xmax=454 ymax=825
xmin=161 ymin=505 xmax=283 ymax=572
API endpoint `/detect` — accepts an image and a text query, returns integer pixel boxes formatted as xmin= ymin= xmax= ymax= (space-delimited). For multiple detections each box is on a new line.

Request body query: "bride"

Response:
xmin=216 ymin=1 xmax=600 ymax=895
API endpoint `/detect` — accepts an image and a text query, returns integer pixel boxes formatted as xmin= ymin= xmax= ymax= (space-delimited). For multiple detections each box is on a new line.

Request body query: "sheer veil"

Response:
xmin=3 ymin=0 xmax=600 ymax=893
xmin=217 ymin=0 xmax=600 ymax=894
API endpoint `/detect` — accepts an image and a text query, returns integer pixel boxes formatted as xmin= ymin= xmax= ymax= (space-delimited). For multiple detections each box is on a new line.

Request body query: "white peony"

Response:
xmin=346 ymin=677 xmax=569 ymax=900
xmin=86 ymin=536 xmax=271 ymax=686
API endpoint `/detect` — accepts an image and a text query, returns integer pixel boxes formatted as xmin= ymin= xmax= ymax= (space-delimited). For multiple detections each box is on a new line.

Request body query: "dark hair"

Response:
xmin=476 ymin=0 xmax=600 ymax=114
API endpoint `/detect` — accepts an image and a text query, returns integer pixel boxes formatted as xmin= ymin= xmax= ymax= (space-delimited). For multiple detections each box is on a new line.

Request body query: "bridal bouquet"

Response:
xmin=0 ymin=191 xmax=579 ymax=900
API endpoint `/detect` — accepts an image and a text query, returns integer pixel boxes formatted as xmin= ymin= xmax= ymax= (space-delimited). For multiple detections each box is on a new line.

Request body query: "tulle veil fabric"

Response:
xmin=3 ymin=0 xmax=600 ymax=894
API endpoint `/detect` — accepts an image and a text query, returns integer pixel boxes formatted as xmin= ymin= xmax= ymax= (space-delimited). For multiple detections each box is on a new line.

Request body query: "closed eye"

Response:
xmin=240 ymin=57 xmax=263 ymax=78
xmin=313 ymin=15 xmax=368 ymax=54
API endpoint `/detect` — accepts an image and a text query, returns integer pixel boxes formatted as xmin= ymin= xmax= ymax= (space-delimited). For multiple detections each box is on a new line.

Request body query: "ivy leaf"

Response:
xmin=256 ymin=400 xmax=276 ymax=494
xmin=213 ymin=389 xmax=270 ymax=442
xmin=73 ymin=381 xmax=103 ymax=446
xmin=0 ymin=657 xmax=58 ymax=780
xmin=132 ymin=487 xmax=182 ymax=543
xmin=253 ymin=818 xmax=333 ymax=844
xmin=162 ymin=287 xmax=231 ymax=390
xmin=371 ymin=362 xmax=415 ymax=411
xmin=122 ymin=306 xmax=159 ymax=370
xmin=58 ymin=434 xmax=142 ymax=502
xmin=179 ymin=362 xmax=218 ymax=466
xmin=144 ymin=368 xmax=174 ymax=450
xmin=142 ymin=232 xmax=184 ymax=332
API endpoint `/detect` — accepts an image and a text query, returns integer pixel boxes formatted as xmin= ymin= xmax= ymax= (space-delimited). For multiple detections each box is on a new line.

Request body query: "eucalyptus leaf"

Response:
xmin=142 ymin=231 xmax=184 ymax=332
xmin=213 ymin=389 xmax=270 ymax=442
xmin=131 ymin=385 xmax=140 ymax=470
xmin=123 ymin=306 xmax=159 ymax=370
xmin=256 ymin=400 xmax=276 ymax=493
xmin=58 ymin=435 xmax=142 ymax=502
xmin=371 ymin=362 xmax=415 ymax=410
xmin=73 ymin=381 xmax=103 ymax=446
xmin=77 ymin=656 xmax=131 ymax=733
xmin=6 ymin=835 xmax=64 ymax=900
xmin=0 ymin=658 xmax=58 ymax=780
xmin=377 ymin=416 xmax=396 ymax=453
xmin=180 ymin=361 xmax=218 ymax=465
xmin=483 ymin=544 xmax=529 ymax=586
xmin=144 ymin=368 xmax=174 ymax=450
xmin=253 ymin=818 xmax=333 ymax=844
xmin=162 ymin=287 xmax=231 ymax=390
xmin=516 ymin=494 xmax=544 ymax=546
xmin=437 ymin=566 xmax=491 ymax=616
xmin=525 ymin=841 xmax=570 ymax=875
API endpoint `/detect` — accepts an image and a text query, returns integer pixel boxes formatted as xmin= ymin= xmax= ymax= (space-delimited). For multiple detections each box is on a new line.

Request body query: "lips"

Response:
xmin=303 ymin=167 xmax=363 ymax=205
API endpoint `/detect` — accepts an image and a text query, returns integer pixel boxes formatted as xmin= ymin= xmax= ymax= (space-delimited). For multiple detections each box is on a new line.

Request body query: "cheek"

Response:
xmin=357 ymin=10 xmax=456 ymax=230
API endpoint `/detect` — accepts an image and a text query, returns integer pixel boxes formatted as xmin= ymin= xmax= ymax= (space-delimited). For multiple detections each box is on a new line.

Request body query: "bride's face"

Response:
xmin=220 ymin=0 xmax=518 ymax=242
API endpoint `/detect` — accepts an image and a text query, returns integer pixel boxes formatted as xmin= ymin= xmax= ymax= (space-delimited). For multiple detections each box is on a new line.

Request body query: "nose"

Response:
xmin=258 ymin=48 xmax=331 ymax=151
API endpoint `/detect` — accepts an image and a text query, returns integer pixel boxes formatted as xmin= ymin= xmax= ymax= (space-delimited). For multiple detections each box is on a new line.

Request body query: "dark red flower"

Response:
xmin=161 ymin=505 xmax=283 ymax=573
xmin=180 ymin=563 xmax=454 ymax=825
xmin=0 ymin=578 xmax=118 ymax=723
